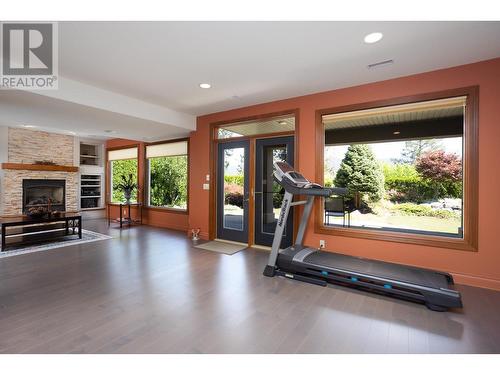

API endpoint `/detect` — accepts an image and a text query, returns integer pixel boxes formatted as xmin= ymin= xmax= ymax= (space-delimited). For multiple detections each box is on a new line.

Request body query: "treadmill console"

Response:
xmin=274 ymin=161 xmax=321 ymax=189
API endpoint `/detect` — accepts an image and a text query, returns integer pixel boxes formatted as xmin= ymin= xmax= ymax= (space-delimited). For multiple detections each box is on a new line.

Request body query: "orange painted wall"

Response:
xmin=106 ymin=138 xmax=189 ymax=232
xmin=189 ymin=58 xmax=500 ymax=290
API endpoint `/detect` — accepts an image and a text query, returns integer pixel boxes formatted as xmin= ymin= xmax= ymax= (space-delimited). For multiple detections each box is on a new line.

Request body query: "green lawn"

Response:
xmin=228 ymin=202 xmax=462 ymax=236
xmin=326 ymin=211 xmax=461 ymax=235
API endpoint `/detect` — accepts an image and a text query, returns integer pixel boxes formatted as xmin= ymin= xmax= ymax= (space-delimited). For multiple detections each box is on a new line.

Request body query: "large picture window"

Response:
xmin=318 ymin=88 xmax=478 ymax=250
xmin=108 ymin=147 xmax=138 ymax=203
xmin=146 ymin=140 xmax=188 ymax=210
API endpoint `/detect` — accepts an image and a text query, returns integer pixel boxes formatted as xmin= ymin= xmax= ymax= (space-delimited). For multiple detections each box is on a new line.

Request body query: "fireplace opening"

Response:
xmin=23 ymin=179 xmax=66 ymax=213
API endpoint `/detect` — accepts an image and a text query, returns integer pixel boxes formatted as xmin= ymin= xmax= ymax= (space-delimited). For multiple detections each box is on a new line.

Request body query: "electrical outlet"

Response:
xmin=206 ymin=174 xmax=210 ymax=181
xmin=203 ymin=183 xmax=210 ymax=190
xmin=319 ymin=240 xmax=326 ymax=249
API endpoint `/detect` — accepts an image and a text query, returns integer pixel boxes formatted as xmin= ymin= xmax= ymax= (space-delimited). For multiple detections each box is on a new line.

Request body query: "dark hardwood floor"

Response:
xmin=1 ymin=219 xmax=499 ymax=354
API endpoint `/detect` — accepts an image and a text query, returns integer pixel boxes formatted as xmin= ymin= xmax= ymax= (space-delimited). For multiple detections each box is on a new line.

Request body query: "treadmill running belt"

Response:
xmin=303 ymin=251 xmax=450 ymax=289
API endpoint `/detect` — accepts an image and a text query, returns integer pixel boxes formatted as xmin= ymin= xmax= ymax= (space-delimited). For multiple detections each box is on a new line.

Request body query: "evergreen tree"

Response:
xmin=334 ymin=144 xmax=385 ymax=202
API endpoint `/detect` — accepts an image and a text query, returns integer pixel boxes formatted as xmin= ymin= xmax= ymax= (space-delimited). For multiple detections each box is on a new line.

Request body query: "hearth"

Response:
xmin=23 ymin=179 xmax=66 ymax=214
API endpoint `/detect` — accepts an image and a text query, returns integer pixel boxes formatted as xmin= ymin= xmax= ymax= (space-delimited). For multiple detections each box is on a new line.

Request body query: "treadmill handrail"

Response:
xmin=277 ymin=175 xmax=348 ymax=197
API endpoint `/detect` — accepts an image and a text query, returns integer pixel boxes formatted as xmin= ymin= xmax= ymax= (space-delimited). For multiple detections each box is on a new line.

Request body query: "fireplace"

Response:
xmin=23 ymin=179 xmax=66 ymax=213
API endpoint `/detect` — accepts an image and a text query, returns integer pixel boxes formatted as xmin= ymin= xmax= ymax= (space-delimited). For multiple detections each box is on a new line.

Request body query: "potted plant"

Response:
xmin=116 ymin=173 xmax=137 ymax=204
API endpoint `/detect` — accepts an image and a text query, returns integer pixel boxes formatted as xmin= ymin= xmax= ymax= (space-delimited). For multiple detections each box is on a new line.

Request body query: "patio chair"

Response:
xmin=324 ymin=196 xmax=350 ymax=227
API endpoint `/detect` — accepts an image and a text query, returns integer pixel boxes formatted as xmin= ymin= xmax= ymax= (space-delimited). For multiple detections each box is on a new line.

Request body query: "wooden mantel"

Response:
xmin=1 ymin=163 xmax=79 ymax=172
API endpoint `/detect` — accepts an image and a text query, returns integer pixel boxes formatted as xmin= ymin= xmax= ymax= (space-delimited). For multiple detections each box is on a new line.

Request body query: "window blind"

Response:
xmin=108 ymin=147 xmax=138 ymax=161
xmin=146 ymin=141 xmax=188 ymax=159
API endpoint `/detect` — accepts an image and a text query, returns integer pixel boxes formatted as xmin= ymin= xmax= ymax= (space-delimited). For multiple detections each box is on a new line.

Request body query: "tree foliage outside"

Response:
xmin=223 ymin=148 xmax=233 ymax=169
xmin=383 ymin=163 xmax=420 ymax=183
xmin=382 ymin=163 xmax=432 ymax=202
xmin=224 ymin=175 xmax=244 ymax=185
xmin=324 ymin=175 xmax=335 ymax=188
xmin=324 ymin=157 xmax=336 ymax=185
xmin=111 ymin=159 xmax=138 ymax=203
xmin=224 ymin=148 xmax=287 ymax=209
xmin=328 ymin=145 xmax=463 ymax=204
xmin=324 ymin=136 xmax=463 ymax=235
xmin=382 ymin=155 xmax=462 ymax=203
xmin=393 ymin=139 xmax=441 ymax=164
xmin=224 ymin=174 xmax=244 ymax=208
xmin=334 ymin=144 xmax=385 ymax=202
xmin=224 ymin=181 xmax=244 ymax=208
xmin=224 ymin=181 xmax=284 ymax=210
xmin=415 ymin=150 xmax=462 ymax=199
xmin=149 ymin=155 xmax=188 ymax=209
xmin=218 ymin=128 xmax=243 ymax=139
xmin=416 ymin=150 xmax=462 ymax=182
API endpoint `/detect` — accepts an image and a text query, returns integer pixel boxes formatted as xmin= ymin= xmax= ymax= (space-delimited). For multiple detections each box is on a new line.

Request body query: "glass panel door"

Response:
xmin=217 ymin=140 xmax=250 ymax=243
xmin=255 ymin=136 xmax=294 ymax=247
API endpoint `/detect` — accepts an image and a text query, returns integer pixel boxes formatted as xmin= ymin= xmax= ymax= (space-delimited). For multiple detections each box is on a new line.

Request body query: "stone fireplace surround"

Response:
xmin=0 ymin=128 xmax=78 ymax=216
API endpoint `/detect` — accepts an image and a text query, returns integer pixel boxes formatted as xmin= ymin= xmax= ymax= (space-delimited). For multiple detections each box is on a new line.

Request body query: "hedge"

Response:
xmin=391 ymin=203 xmax=459 ymax=219
xmin=224 ymin=175 xmax=244 ymax=186
xmin=383 ymin=163 xmax=461 ymax=202
xmin=225 ymin=192 xmax=244 ymax=208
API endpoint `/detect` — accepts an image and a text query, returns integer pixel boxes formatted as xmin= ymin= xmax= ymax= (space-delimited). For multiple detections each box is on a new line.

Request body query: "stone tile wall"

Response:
xmin=1 ymin=128 xmax=78 ymax=216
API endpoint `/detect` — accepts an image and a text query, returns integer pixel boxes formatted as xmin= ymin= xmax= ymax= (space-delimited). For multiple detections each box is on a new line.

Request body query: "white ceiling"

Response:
xmin=0 ymin=90 xmax=189 ymax=141
xmin=59 ymin=21 xmax=500 ymax=115
xmin=1 ymin=21 xmax=499 ymax=140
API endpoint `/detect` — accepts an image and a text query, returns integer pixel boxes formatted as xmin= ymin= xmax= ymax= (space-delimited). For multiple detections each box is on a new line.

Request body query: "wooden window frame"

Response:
xmin=143 ymin=138 xmax=190 ymax=215
xmin=315 ymin=86 xmax=479 ymax=252
xmin=106 ymin=144 xmax=141 ymax=205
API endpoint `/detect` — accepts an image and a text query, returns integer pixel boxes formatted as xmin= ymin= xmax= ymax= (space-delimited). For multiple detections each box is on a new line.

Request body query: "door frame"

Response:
xmin=209 ymin=109 xmax=300 ymax=246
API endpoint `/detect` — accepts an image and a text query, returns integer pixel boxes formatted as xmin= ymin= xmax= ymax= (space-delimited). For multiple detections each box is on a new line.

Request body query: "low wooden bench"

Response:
xmin=0 ymin=213 xmax=82 ymax=251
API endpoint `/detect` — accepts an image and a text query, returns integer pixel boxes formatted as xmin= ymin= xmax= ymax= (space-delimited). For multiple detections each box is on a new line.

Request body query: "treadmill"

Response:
xmin=263 ymin=161 xmax=463 ymax=311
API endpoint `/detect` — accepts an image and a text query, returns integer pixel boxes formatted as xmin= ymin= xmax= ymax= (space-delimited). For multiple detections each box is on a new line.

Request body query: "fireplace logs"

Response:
xmin=23 ymin=179 xmax=66 ymax=214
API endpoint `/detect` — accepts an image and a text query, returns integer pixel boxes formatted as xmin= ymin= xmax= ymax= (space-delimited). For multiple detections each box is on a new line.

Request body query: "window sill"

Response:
xmin=145 ymin=206 xmax=188 ymax=214
xmin=314 ymin=223 xmax=477 ymax=252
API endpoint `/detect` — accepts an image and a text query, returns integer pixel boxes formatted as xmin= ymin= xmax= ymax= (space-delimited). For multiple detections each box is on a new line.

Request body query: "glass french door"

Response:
xmin=217 ymin=140 xmax=250 ymax=242
xmin=254 ymin=136 xmax=294 ymax=247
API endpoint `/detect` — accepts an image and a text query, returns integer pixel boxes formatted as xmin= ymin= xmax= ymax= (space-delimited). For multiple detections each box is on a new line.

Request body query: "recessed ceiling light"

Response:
xmin=199 ymin=83 xmax=211 ymax=89
xmin=364 ymin=32 xmax=383 ymax=44
xmin=393 ymin=131 xmax=401 ymax=135
xmin=22 ymin=124 xmax=36 ymax=128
